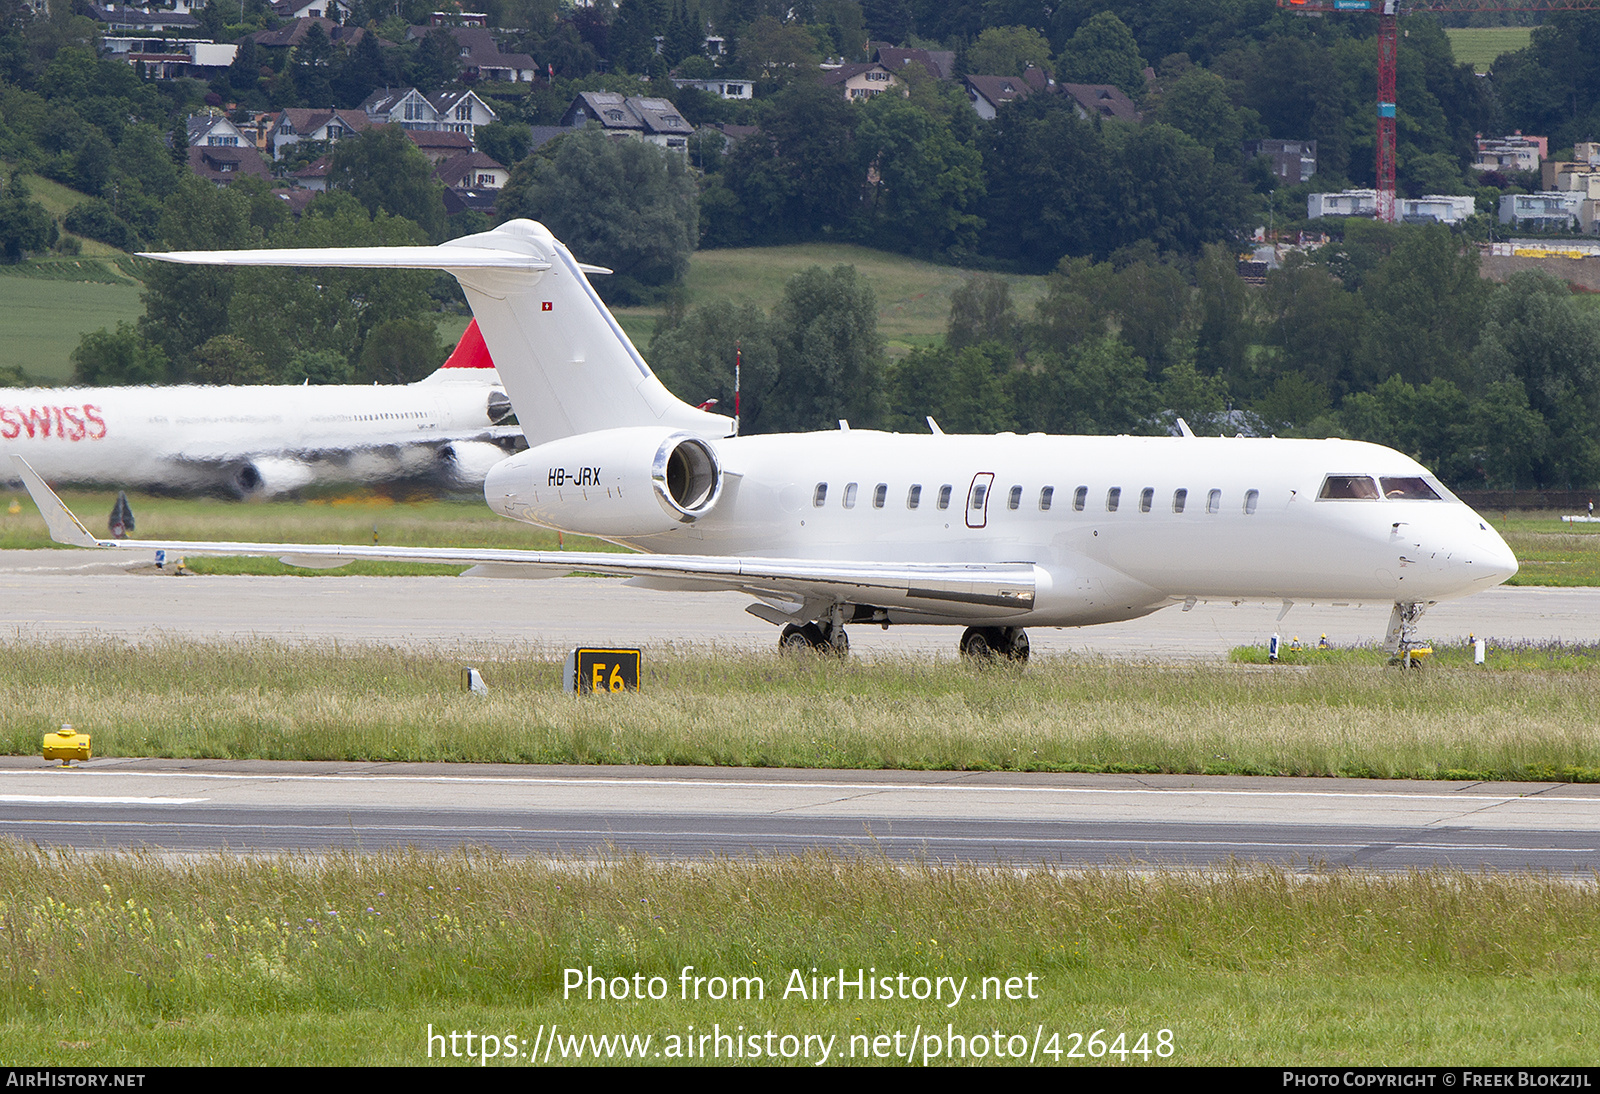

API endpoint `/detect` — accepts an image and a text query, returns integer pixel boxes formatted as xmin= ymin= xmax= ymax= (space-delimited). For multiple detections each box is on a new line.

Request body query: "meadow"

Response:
xmin=3 ymin=638 xmax=1598 ymax=781
xmin=1444 ymin=27 xmax=1535 ymax=74
xmin=1 ymin=845 xmax=1594 ymax=1065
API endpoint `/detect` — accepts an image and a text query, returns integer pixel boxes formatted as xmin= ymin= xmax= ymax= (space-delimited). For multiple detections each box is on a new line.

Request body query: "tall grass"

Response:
xmin=3 ymin=638 xmax=1599 ymax=780
xmin=0 ymin=844 xmax=1594 ymax=1064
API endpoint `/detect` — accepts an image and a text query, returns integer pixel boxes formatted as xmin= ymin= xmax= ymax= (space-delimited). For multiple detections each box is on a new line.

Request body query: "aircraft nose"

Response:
xmin=1471 ymin=523 xmax=1519 ymax=586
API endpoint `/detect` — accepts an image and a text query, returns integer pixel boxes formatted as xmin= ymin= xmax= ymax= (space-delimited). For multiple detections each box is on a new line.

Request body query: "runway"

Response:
xmin=2 ymin=759 xmax=1597 ymax=872
xmin=2 ymin=551 xmax=1598 ymax=871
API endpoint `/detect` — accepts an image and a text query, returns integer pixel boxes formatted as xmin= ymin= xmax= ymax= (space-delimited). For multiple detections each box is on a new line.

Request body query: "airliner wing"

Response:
xmin=13 ymin=457 xmax=1033 ymax=620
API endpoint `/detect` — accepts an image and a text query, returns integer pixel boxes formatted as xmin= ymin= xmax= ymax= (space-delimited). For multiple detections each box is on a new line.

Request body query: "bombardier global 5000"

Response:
xmin=3 ymin=321 xmax=521 ymax=497
xmin=14 ymin=219 xmax=1518 ymax=659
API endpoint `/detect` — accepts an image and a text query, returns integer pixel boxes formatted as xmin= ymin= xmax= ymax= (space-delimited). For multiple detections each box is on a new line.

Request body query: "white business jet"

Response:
xmin=2 ymin=321 xmax=520 ymax=497
xmin=13 ymin=219 xmax=1518 ymax=660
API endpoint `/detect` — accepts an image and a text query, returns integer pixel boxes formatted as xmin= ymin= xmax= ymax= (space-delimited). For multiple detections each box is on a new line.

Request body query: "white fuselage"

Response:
xmin=0 ymin=372 xmax=514 ymax=495
xmin=486 ymin=431 xmax=1518 ymax=628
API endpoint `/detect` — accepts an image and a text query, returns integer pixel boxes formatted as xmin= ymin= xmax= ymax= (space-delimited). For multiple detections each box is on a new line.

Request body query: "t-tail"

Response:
xmin=141 ymin=220 xmax=733 ymax=446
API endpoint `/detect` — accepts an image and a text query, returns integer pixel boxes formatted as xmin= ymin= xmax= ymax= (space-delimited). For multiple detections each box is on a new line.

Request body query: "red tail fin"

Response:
xmin=441 ymin=319 xmax=495 ymax=369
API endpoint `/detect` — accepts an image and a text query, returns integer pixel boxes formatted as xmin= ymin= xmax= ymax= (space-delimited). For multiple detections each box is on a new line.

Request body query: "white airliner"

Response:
xmin=13 ymin=219 xmax=1518 ymax=659
xmin=2 ymin=322 xmax=521 ymax=497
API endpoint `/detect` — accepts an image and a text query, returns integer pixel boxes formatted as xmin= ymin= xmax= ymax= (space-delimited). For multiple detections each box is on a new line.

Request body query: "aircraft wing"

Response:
xmin=13 ymin=457 xmax=1034 ymax=620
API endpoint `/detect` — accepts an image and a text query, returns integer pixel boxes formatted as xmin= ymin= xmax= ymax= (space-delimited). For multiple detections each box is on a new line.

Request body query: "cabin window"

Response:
xmin=970 ymin=484 xmax=987 ymax=510
xmin=1140 ymin=487 xmax=1154 ymax=513
xmin=907 ymin=484 xmax=922 ymax=509
xmin=843 ymin=482 xmax=858 ymax=509
xmin=1207 ymin=489 xmax=1222 ymax=514
xmin=813 ymin=483 xmax=828 ymax=507
xmin=1008 ymin=485 xmax=1022 ymax=510
xmin=937 ymin=484 xmax=953 ymax=510
xmin=1244 ymin=489 xmax=1259 ymax=514
xmin=873 ymin=483 xmax=887 ymax=508
xmin=1106 ymin=487 xmax=1121 ymax=512
xmin=1073 ymin=486 xmax=1088 ymax=511
xmin=1318 ymin=474 xmax=1380 ymax=500
xmin=1173 ymin=489 xmax=1187 ymax=513
xmin=1039 ymin=486 xmax=1054 ymax=511
xmin=1380 ymin=476 xmax=1443 ymax=501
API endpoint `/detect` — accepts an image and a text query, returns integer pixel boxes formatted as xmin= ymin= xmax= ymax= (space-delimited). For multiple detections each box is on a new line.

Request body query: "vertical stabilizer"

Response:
xmin=140 ymin=219 xmax=734 ymax=446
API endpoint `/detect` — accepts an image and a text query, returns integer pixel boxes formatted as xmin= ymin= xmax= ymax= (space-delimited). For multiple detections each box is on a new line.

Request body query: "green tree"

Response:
xmin=356 ymin=317 xmax=445 ymax=384
xmin=498 ymin=127 xmax=699 ymax=302
xmin=947 ymin=274 xmax=1018 ymax=352
xmin=1359 ymin=224 xmax=1487 ymax=390
xmin=853 ymin=95 xmax=984 ymax=257
xmin=1009 ymin=337 xmax=1157 ymax=436
xmin=763 ymin=265 xmax=884 ymax=433
xmin=190 ymin=334 xmax=275 ymax=384
xmin=327 ymin=125 xmax=447 ymax=240
xmin=648 ymin=300 xmax=778 ymax=426
xmin=1056 ymin=12 xmax=1145 ymax=97
xmin=883 ymin=343 xmax=1013 ymax=434
xmin=966 ymin=25 xmax=1054 ymax=78
xmin=71 ymin=322 xmax=170 ymax=385
xmin=0 ymin=175 xmax=54 ymax=262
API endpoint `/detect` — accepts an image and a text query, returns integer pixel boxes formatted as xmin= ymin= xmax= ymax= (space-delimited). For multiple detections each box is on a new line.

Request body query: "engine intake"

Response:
xmin=653 ymin=434 xmax=721 ymax=521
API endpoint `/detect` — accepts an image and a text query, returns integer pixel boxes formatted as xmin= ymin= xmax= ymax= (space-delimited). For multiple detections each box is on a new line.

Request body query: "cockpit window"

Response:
xmin=1318 ymin=475 xmax=1380 ymax=500
xmin=1380 ymin=476 xmax=1443 ymax=501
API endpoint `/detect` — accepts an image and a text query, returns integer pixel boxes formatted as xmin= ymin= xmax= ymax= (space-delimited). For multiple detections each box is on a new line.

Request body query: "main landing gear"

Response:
xmin=959 ymin=626 xmax=1030 ymax=663
xmin=779 ymin=620 xmax=849 ymax=655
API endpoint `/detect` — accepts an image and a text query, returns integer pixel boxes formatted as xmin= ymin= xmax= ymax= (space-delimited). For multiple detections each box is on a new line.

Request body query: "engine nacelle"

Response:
xmin=230 ymin=456 xmax=316 ymax=497
xmin=436 ymin=440 xmax=513 ymax=489
xmin=484 ymin=427 xmax=723 ymax=537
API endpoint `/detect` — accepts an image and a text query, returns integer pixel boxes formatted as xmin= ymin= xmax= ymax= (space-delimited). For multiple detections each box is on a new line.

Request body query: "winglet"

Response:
xmin=11 ymin=456 xmax=102 ymax=548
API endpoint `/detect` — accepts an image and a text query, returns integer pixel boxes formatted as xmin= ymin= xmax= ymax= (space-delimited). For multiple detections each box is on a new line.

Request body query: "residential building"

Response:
xmin=1472 ymin=132 xmax=1546 ymax=173
xmin=269 ymin=0 xmax=353 ymax=19
xmin=1499 ymin=191 xmax=1583 ymax=232
xmin=403 ymin=24 xmax=536 ymax=82
xmin=964 ymin=74 xmax=1035 ymax=120
xmin=87 ymin=4 xmax=199 ymax=33
xmin=268 ymin=108 xmax=371 ymax=160
xmin=669 ymin=77 xmax=752 ymax=100
xmin=435 ymin=151 xmax=509 ymax=191
xmin=247 ymin=17 xmax=373 ymax=51
xmin=102 ymin=36 xmax=236 ymax=78
xmin=821 ymin=62 xmax=901 ymax=100
xmin=1061 ymin=84 xmax=1142 ymax=124
xmin=1309 ymin=190 xmax=1474 ymax=224
xmin=361 ymin=88 xmax=497 ymax=143
xmin=560 ymin=93 xmax=694 ymax=152
xmin=1244 ymin=139 xmax=1318 ymax=184
xmin=872 ymin=45 xmax=956 ymax=80
xmin=186 ymin=115 xmax=272 ymax=185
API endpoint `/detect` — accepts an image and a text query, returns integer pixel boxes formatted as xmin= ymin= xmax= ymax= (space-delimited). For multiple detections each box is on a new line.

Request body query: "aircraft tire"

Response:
xmin=960 ymin=627 xmax=996 ymax=660
xmin=780 ymin=623 xmax=813 ymax=652
xmin=1003 ymin=627 xmax=1030 ymax=663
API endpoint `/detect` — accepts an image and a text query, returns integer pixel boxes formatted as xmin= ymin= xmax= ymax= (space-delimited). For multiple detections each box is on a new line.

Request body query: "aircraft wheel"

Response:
xmin=1003 ymin=627 xmax=1030 ymax=663
xmin=960 ymin=626 xmax=997 ymax=660
xmin=779 ymin=623 xmax=812 ymax=652
xmin=825 ymin=626 xmax=849 ymax=657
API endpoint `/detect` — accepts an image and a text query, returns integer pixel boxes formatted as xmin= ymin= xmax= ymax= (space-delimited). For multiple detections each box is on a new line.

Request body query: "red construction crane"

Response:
xmin=1279 ymin=0 xmax=1600 ymax=221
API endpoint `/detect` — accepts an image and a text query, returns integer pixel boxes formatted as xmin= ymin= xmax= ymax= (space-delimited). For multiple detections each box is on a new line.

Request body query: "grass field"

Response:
xmin=1497 ymin=513 xmax=1600 ymax=585
xmin=0 ymin=489 xmax=616 ymax=558
xmin=614 ymin=244 xmax=1050 ymax=358
xmin=0 ymin=276 xmax=146 ymax=384
xmin=1 ymin=846 xmax=1594 ymax=1065
xmin=1445 ymin=27 xmax=1534 ymax=73
xmin=4 ymin=638 xmax=1599 ymax=781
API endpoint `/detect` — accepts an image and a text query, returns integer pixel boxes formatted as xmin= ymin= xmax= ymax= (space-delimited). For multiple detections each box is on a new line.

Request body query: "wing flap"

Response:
xmin=14 ymin=456 xmax=1035 ymax=617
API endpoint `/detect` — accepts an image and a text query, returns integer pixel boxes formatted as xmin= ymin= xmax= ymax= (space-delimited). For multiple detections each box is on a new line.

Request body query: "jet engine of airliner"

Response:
xmin=229 ymin=456 xmax=316 ymax=498
xmin=436 ymin=440 xmax=514 ymax=490
xmin=483 ymin=427 xmax=723 ymax=538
